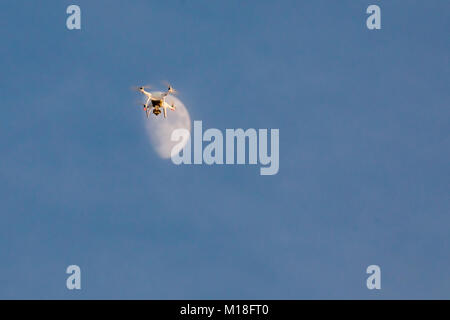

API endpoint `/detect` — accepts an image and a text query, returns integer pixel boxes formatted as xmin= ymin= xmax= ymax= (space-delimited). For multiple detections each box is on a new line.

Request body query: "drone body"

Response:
xmin=137 ymin=84 xmax=177 ymax=118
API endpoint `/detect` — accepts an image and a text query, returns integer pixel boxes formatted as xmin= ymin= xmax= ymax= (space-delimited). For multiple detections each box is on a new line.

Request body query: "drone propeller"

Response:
xmin=134 ymin=98 xmax=148 ymax=108
xmin=162 ymin=81 xmax=177 ymax=95
xmin=131 ymin=84 xmax=152 ymax=91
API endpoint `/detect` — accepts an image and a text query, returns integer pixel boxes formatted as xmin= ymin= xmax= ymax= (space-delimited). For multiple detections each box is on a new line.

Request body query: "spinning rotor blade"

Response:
xmin=135 ymin=98 xmax=146 ymax=106
xmin=162 ymin=81 xmax=178 ymax=94
xmin=131 ymin=84 xmax=152 ymax=91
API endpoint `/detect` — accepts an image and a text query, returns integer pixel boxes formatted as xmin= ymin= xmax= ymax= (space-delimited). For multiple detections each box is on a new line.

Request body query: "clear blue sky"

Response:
xmin=0 ymin=0 xmax=449 ymax=299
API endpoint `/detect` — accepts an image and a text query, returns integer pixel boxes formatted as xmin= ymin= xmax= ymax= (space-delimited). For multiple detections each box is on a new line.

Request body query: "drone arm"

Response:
xmin=163 ymin=101 xmax=175 ymax=111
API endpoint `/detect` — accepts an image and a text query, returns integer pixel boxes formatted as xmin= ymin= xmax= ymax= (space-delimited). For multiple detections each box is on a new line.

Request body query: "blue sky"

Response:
xmin=0 ymin=0 xmax=449 ymax=299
